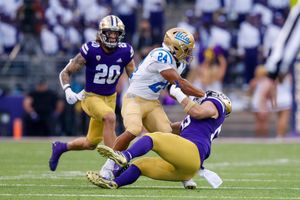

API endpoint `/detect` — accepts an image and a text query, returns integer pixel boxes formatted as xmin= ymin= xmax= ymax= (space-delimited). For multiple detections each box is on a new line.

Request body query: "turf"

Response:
xmin=0 ymin=138 xmax=300 ymax=200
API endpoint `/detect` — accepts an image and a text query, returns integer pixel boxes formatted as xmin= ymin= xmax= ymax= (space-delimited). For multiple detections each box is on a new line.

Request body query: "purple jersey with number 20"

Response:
xmin=80 ymin=41 xmax=134 ymax=96
xmin=180 ymin=97 xmax=226 ymax=164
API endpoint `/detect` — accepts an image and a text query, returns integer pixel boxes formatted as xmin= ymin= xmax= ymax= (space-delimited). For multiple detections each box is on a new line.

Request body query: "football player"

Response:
xmin=86 ymin=88 xmax=232 ymax=189
xmin=49 ymin=15 xmax=136 ymax=171
xmin=99 ymin=27 xmax=205 ymax=182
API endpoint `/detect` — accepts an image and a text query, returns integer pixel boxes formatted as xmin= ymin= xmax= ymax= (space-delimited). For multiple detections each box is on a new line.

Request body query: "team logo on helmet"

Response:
xmin=174 ymin=32 xmax=191 ymax=44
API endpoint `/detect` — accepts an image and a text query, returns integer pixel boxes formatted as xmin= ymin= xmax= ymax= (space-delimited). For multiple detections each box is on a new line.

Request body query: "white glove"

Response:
xmin=65 ymin=87 xmax=78 ymax=104
xmin=170 ymin=84 xmax=187 ymax=103
xmin=76 ymin=89 xmax=85 ymax=101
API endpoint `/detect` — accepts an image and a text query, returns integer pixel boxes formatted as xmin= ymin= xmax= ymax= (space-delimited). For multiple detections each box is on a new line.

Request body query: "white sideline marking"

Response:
xmin=0 ymin=183 xmax=300 ymax=191
xmin=0 ymin=193 xmax=299 ymax=199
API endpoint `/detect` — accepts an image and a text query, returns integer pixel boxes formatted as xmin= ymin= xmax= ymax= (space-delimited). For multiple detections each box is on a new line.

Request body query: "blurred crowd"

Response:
xmin=0 ymin=0 xmax=293 ymax=137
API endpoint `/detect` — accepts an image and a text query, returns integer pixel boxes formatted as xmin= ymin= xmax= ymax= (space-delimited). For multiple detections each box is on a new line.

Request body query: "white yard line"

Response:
xmin=0 ymin=193 xmax=299 ymax=199
xmin=0 ymin=183 xmax=299 ymax=191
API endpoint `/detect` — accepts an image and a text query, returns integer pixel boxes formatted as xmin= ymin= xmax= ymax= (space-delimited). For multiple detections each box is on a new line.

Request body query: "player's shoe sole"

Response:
xmin=182 ymin=179 xmax=197 ymax=189
xmin=86 ymin=171 xmax=117 ymax=189
xmin=96 ymin=145 xmax=128 ymax=167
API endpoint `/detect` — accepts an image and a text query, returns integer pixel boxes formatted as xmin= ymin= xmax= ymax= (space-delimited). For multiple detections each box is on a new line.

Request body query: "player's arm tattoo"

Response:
xmin=125 ymin=59 xmax=136 ymax=77
xmin=59 ymin=53 xmax=86 ymax=88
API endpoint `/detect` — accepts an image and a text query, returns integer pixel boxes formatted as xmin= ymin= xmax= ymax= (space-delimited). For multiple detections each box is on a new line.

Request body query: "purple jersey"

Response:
xmin=80 ymin=41 xmax=134 ymax=95
xmin=180 ymin=97 xmax=225 ymax=165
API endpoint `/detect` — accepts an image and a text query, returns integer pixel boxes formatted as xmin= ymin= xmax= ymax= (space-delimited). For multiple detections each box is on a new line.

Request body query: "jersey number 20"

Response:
xmin=93 ymin=64 xmax=121 ymax=84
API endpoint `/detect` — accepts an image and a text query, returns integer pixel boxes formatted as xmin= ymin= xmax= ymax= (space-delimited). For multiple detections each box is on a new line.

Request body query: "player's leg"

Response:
xmin=113 ymin=95 xmax=144 ymax=151
xmin=97 ymin=133 xmax=200 ymax=179
xmin=276 ymin=109 xmax=290 ymax=138
xmin=143 ymin=101 xmax=172 ymax=133
xmin=49 ymin=93 xmax=114 ymax=171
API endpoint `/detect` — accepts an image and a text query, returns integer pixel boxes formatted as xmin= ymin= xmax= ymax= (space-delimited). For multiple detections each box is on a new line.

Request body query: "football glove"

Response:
xmin=65 ymin=87 xmax=78 ymax=105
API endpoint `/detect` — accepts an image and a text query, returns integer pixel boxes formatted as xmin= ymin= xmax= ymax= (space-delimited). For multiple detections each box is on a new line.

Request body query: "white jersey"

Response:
xmin=127 ymin=47 xmax=186 ymax=100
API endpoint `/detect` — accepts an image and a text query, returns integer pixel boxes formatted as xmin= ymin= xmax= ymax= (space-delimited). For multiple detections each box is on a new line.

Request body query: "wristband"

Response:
xmin=174 ymin=91 xmax=187 ymax=103
xmin=63 ymin=84 xmax=71 ymax=91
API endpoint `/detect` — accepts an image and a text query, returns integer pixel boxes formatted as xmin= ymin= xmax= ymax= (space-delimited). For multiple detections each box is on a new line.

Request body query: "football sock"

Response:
xmin=114 ymin=164 xmax=141 ymax=187
xmin=122 ymin=136 xmax=153 ymax=161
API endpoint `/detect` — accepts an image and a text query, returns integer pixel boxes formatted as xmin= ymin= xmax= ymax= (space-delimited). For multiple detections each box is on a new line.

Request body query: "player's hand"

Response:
xmin=264 ymin=78 xmax=277 ymax=108
xmin=65 ymin=88 xmax=78 ymax=104
xmin=76 ymin=89 xmax=85 ymax=101
xmin=170 ymin=84 xmax=187 ymax=103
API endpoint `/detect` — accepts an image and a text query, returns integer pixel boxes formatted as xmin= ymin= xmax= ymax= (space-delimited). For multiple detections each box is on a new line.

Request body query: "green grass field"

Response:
xmin=0 ymin=138 xmax=300 ymax=200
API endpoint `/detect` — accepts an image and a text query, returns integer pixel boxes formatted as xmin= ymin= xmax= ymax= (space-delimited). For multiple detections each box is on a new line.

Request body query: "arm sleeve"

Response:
xmin=265 ymin=3 xmax=300 ymax=79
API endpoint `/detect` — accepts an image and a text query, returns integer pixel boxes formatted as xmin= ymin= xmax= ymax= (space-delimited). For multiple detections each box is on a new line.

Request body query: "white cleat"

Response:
xmin=99 ymin=159 xmax=116 ymax=180
xmin=182 ymin=179 xmax=197 ymax=189
xmin=199 ymin=168 xmax=223 ymax=189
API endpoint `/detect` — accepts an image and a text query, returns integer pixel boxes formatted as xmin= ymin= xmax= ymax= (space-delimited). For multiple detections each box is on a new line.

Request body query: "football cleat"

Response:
xmin=86 ymin=171 xmax=118 ymax=189
xmin=96 ymin=145 xmax=128 ymax=167
xmin=182 ymin=179 xmax=197 ymax=189
xmin=49 ymin=141 xmax=67 ymax=171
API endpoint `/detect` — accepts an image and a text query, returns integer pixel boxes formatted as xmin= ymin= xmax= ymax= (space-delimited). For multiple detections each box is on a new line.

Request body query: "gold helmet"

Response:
xmin=206 ymin=90 xmax=232 ymax=117
xmin=163 ymin=27 xmax=195 ymax=63
xmin=98 ymin=15 xmax=125 ymax=48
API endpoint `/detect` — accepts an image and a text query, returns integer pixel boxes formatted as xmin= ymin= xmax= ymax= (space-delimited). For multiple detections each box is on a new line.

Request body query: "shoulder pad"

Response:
xmin=80 ymin=41 xmax=99 ymax=56
xmin=150 ymin=48 xmax=174 ymax=65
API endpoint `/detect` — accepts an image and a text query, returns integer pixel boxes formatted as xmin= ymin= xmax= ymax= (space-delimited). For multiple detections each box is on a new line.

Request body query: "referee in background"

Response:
xmin=264 ymin=1 xmax=300 ymax=105
xmin=263 ymin=1 xmax=300 ymax=135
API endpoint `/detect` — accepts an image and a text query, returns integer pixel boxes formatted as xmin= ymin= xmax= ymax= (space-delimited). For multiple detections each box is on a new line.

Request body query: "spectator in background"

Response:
xmin=209 ymin=12 xmax=231 ymax=57
xmin=249 ymin=66 xmax=292 ymax=138
xmin=17 ymin=0 xmax=44 ymax=56
xmin=143 ymin=0 xmax=165 ymax=41
xmin=224 ymin=0 xmax=253 ymax=27
xmin=253 ymin=0 xmax=273 ymax=26
xmin=195 ymin=0 xmax=222 ymax=23
xmin=268 ymin=0 xmax=289 ymax=16
xmin=177 ymin=9 xmax=197 ymax=35
xmin=237 ymin=12 xmax=262 ymax=84
xmin=23 ymin=79 xmax=64 ymax=136
xmin=132 ymin=18 xmax=160 ymax=61
xmin=0 ymin=14 xmax=18 ymax=54
xmin=40 ymin=23 xmax=60 ymax=55
xmin=249 ymin=66 xmax=270 ymax=137
xmin=83 ymin=21 xmax=98 ymax=42
xmin=263 ymin=12 xmax=285 ymax=58
xmin=112 ymin=0 xmax=138 ymax=43
xmin=191 ymin=46 xmax=227 ymax=92
xmin=274 ymin=74 xmax=292 ymax=138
